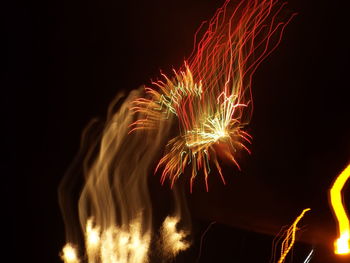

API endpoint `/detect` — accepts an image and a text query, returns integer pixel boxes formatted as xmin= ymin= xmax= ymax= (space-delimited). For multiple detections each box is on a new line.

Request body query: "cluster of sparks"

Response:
xmin=131 ymin=0 xmax=295 ymax=191
xmin=330 ymin=164 xmax=350 ymax=255
xmin=132 ymin=65 xmax=251 ymax=191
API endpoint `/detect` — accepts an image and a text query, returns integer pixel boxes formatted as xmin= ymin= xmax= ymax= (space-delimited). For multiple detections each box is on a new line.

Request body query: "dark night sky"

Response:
xmin=10 ymin=0 xmax=349 ymax=262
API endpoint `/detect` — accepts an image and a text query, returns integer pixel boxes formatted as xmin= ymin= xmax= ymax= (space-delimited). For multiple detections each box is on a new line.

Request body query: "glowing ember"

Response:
xmin=330 ymin=164 xmax=350 ymax=255
xmin=85 ymin=217 xmax=151 ymax=263
xmin=61 ymin=244 xmax=80 ymax=263
xmin=131 ymin=0 xmax=295 ymax=191
xmin=85 ymin=219 xmax=100 ymax=262
xmin=160 ymin=216 xmax=190 ymax=257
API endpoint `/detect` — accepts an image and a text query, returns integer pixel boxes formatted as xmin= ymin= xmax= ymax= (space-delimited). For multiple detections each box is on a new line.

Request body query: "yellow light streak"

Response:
xmin=330 ymin=164 xmax=350 ymax=255
xmin=276 ymin=208 xmax=311 ymax=263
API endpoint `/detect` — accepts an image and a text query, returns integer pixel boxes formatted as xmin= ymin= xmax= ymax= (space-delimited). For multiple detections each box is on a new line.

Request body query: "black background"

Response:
xmin=10 ymin=0 xmax=350 ymax=262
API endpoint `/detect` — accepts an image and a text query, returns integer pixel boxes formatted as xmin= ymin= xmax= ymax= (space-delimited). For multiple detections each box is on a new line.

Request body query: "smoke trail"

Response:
xmin=59 ymin=89 xmax=180 ymax=262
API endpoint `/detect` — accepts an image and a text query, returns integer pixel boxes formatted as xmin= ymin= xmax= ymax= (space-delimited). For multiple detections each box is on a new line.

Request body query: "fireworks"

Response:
xmin=131 ymin=0 xmax=295 ymax=191
xmin=59 ymin=1 xmax=297 ymax=262
xmin=330 ymin=164 xmax=350 ymax=255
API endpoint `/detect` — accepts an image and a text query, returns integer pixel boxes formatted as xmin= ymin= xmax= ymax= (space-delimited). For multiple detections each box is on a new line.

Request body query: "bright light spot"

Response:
xmin=165 ymin=217 xmax=177 ymax=230
xmin=335 ymin=231 xmax=350 ymax=255
xmin=61 ymin=243 xmax=80 ymax=263
xmin=86 ymin=219 xmax=101 ymax=248
xmin=83 ymin=218 xmax=151 ymax=263
xmin=119 ymin=233 xmax=130 ymax=246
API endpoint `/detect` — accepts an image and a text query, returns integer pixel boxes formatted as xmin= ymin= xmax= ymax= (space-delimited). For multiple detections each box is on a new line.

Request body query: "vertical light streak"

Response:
xmin=85 ymin=219 xmax=101 ymax=263
xmin=330 ymin=164 xmax=350 ymax=255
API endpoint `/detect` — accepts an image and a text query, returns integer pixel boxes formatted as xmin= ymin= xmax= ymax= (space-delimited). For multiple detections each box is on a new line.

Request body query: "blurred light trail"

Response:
xmin=303 ymin=249 xmax=314 ymax=263
xmin=330 ymin=164 xmax=350 ymax=255
xmin=272 ymin=208 xmax=311 ymax=263
xmin=59 ymin=0 xmax=295 ymax=262
xmin=131 ymin=0 xmax=295 ymax=191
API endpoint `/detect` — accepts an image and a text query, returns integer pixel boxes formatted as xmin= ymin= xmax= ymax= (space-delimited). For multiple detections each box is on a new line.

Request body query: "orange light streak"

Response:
xmin=330 ymin=164 xmax=350 ymax=255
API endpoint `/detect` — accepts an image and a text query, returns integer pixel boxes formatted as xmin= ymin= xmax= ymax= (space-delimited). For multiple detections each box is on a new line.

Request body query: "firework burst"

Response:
xmin=131 ymin=0 xmax=295 ymax=191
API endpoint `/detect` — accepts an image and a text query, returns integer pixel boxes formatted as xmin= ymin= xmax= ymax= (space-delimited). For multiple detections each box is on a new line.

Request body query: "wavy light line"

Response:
xmin=330 ymin=164 xmax=350 ymax=255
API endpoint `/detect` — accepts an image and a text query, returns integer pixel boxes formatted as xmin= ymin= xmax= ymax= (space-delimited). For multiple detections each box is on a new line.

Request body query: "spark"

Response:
xmin=160 ymin=216 xmax=190 ymax=257
xmin=330 ymin=164 xmax=350 ymax=255
xmin=131 ymin=0 xmax=295 ymax=191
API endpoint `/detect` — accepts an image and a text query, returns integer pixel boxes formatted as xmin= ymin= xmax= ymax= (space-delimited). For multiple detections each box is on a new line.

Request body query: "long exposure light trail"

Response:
xmin=271 ymin=208 xmax=310 ymax=263
xmin=59 ymin=1 xmax=295 ymax=262
xmin=330 ymin=164 xmax=350 ymax=255
xmin=131 ymin=0 xmax=295 ymax=191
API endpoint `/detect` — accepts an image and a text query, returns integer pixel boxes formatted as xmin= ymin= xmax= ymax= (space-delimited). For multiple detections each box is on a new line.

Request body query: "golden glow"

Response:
xmin=86 ymin=220 xmax=100 ymax=247
xmin=160 ymin=216 xmax=190 ymax=257
xmin=61 ymin=244 xmax=80 ymax=263
xmin=63 ymin=217 xmax=151 ymax=263
xmin=275 ymin=208 xmax=311 ymax=263
xmin=85 ymin=219 xmax=101 ymax=262
xmin=94 ymin=218 xmax=150 ymax=263
xmin=330 ymin=164 xmax=350 ymax=255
